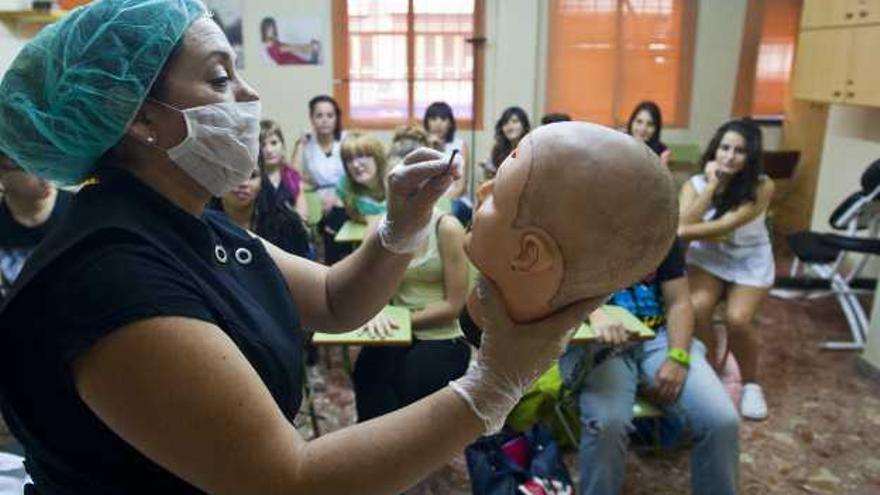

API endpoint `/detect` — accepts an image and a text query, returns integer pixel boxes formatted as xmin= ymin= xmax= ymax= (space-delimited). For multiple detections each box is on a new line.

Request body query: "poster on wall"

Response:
xmin=259 ymin=16 xmax=324 ymax=66
xmin=204 ymin=0 xmax=244 ymax=68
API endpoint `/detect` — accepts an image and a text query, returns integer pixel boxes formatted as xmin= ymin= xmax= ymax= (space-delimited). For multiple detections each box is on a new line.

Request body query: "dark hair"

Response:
xmin=626 ymin=101 xmax=664 ymax=153
xmin=422 ymin=101 xmax=457 ymax=143
xmin=308 ymin=95 xmax=343 ymax=141
xmin=260 ymin=17 xmax=278 ymax=43
xmin=491 ymin=107 xmax=531 ymax=170
xmin=540 ymin=113 xmax=571 ymax=125
xmin=701 ymin=119 xmax=764 ymax=219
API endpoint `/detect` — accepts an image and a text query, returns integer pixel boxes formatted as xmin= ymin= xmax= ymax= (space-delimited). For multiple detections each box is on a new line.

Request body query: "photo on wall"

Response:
xmin=259 ymin=16 xmax=324 ymax=66
xmin=204 ymin=0 xmax=244 ymax=68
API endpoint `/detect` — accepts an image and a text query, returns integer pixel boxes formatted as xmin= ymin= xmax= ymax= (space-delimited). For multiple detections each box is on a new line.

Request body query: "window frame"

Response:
xmin=332 ymin=0 xmax=485 ymax=130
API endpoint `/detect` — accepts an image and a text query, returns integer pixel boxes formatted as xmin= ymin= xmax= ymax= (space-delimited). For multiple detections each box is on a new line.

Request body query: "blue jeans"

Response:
xmin=559 ymin=332 xmax=739 ymax=495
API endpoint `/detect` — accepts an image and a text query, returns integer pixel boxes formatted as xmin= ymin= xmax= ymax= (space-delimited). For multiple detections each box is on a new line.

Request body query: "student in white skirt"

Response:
xmin=678 ymin=120 xmax=775 ymax=420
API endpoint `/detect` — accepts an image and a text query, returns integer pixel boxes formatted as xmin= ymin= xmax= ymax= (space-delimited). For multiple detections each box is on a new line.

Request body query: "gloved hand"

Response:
xmin=450 ymin=277 xmax=605 ymax=435
xmin=377 ymin=147 xmax=462 ymax=254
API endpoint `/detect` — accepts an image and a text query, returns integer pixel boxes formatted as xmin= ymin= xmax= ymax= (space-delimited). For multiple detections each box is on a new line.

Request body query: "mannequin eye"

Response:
xmin=210 ymin=76 xmax=230 ymax=88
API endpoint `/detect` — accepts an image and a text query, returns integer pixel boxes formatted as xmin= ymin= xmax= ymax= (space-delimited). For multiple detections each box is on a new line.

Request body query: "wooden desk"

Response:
xmin=312 ymin=306 xmax=412 ymax=346
xmin=334 ymin=220 xmax=367 ymax=243
xmin=571 ymin=305 xmax=655 ymax=344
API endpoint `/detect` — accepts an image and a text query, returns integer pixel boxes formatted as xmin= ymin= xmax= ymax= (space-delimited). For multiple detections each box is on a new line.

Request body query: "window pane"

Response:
xmin=545 ymin=0 xmax=617 ymax=124
xmin=413 ymin=0 xmax=475 ymax=122
xmin=618 ymin=0 xmax=683 ymax=124
xmin=350 ymin=80 xmax=409 ymax=120
xmin=546 ymin=0 xmax=692 ymax=127
xmin=751 ymin=0 xmax=800 ymax=117
xmin=414 ymin=80 xmax=473 ymax=121
xmin=341 ymin=0 xmax=480 ymax=125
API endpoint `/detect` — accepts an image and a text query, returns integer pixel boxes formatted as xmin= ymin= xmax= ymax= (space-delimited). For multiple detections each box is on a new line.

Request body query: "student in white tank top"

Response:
xmin=291 ymin=95 xmax=346 ymax=212
xmin=678 ymin=120 xmax=775 ymax=421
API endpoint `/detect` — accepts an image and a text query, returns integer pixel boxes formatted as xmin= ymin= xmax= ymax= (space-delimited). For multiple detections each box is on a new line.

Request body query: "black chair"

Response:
xmin=774 ymin=158 xmax=880 ymax=350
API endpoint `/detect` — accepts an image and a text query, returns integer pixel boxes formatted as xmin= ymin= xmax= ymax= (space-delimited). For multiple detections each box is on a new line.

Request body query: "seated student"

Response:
xmin=336 ymin=131 xmax=388 ymax=223
xmin=352 ymin=188 xmax=470 ymax=423
xmin=626 ymin=101 xmax=671 ymax=167
xmin=213 ymin=163 xmax=311 ymax=260
xmin=387 ymin=124 xmax=430 ymax=168
xmin=291 ymin=95 xmax=346 ymax=214
xmin=540 ymin=112 xmax=572 ymax=125
xmin=259 ymin=119 xmax=308 ymax=219
xmin=481 ymin=107 xmax=531 ymax=180
xmin=423 ymin=101 xmax=471 ymax=225
xmin=0 ymin=154 xmax=72 ymax=301
xmin=320 ymin=131 xmax=388 ymax=264
xmin=678 ymin=119 xmax=774 ymax=420
xmin=559 ymin=238 xmax=739 ymax=495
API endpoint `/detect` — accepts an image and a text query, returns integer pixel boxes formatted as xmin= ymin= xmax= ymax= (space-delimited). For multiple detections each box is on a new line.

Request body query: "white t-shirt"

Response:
xmin=302 ymin=134 xmax=345 ymax=190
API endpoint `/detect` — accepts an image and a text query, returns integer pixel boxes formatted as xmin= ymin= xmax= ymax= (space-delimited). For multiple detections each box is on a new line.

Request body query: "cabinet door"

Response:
xmin=793 ymin=30 xmax=851 ymax=102
xmin=847 ymin=0 xmax=880 ymax=25
xmin=801 ymin=0 xmax=851 ymax=27
xmin=846 ymin=26 xmax=880 ymax=107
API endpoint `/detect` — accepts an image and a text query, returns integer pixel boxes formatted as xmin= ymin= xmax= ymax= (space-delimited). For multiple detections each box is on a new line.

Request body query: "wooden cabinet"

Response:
xmin=793 ymin=29 xmax=851 ymax=103
xmin=794 ymin=25 xmax=880 ymax=107
xmin=846 ymin=26 xmax=880 ymax=106
xmin=801 ymin=0 xmax=880 ymax=27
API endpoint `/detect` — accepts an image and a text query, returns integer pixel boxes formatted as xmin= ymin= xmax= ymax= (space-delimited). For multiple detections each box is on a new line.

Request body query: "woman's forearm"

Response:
xmin=324 ymin=234 xmax=414 ymax=329
xmin=295 ymin=388 xmax=482 ymax=495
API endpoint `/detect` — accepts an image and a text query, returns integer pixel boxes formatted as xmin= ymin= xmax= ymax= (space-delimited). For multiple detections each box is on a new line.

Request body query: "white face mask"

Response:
xmin=152 ymin=99 xmax=262 ymax=197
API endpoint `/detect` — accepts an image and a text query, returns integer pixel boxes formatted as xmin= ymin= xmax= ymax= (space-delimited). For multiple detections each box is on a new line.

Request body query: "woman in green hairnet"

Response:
xmin=0 ymin=1 xmax=594 ymax=494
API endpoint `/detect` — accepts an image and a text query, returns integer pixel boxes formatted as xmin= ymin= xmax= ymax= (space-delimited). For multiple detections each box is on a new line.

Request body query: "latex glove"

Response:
xmin=449 ymin=277 xmax=604 ymax=435
xmin=358 ymin=312 xmax=400 ymax=340
xmin=378 ymin=147 xmax=461 ymax=253
xmin=649 ymin=359 xmax=688 ymax=403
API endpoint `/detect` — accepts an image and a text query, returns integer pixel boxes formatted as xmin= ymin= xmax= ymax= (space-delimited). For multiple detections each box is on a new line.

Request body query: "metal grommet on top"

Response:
xmin=214 ymin=245 xmax=228 ymax=264
xmin=234 ymin=247 xmax=253 ymax=265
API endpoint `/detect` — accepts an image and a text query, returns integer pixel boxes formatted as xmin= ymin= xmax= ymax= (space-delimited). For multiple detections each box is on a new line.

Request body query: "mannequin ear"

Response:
xmin=511 ymin=227 xmax=562 ymax=274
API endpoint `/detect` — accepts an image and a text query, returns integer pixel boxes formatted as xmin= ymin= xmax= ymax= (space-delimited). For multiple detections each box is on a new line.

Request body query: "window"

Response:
xmin=544 ymin=0 xmax=697 ymax=127
xmin=733 ymin=0 xmax=802 ymax=119
xmin=332 ymin=0 xmax=484 ymax=128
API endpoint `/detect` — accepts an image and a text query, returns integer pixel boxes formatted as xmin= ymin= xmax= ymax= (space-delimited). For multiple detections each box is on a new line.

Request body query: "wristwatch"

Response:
xmin=667 ymin=347 xmax=691 ymax=368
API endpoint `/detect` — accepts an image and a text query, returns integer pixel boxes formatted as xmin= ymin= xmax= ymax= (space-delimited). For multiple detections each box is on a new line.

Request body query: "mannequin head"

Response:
xmin=465 ymin=121 xmax=678 ymax=322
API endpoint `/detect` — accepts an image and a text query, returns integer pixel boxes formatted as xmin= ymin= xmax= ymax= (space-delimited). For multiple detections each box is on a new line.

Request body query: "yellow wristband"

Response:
xmin=667 ymin=347 xmax=691 ymax=368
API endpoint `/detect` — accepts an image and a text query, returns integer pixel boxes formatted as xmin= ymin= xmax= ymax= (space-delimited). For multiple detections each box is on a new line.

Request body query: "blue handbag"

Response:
xmin=465 ymin=424 xmax=573 ymax=495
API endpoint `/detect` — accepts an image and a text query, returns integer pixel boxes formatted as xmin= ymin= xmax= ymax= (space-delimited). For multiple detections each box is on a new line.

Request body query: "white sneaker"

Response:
xmin=740 ymin=383 xmax=768 ymax=420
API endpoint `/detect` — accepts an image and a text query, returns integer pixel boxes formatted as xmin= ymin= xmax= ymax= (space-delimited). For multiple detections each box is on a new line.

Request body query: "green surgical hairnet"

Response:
xmin=0 ymin=0 xmax=207 ymax=184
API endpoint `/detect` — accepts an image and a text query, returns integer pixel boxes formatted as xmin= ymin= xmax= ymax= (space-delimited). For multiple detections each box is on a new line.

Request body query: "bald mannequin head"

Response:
xmin=465 ymin=121 xmax=677 ymax=322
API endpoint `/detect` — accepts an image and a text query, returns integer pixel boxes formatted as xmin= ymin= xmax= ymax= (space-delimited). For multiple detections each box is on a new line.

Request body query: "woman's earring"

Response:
xmin=146 ymin=135 xmax=156 ymax=145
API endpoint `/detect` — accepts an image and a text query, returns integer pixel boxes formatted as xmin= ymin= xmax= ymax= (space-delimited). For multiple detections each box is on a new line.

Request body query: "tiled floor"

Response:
xmin=3 ymin=273 xmax=880 ymax=494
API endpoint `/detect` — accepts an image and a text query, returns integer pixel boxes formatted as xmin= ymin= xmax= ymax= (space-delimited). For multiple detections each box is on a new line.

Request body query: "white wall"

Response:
xmin=810 ymin=105 xmax=880 ymax=233
xmin=0 ymin=21 xmax=24 ymax=75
